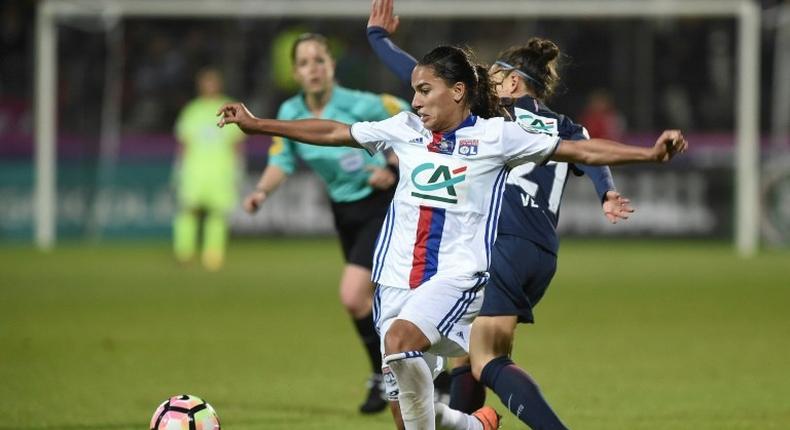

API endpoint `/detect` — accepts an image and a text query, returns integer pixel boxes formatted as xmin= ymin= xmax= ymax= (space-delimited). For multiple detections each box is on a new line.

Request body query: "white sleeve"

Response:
xmin=501 ymin=121 xmax=561 ymax=168
xmin=350 ymin=112 xmax=407 ymax=155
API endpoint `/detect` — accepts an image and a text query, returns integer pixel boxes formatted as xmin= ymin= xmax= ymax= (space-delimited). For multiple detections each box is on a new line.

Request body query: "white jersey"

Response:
xmin=351 ymin=111 xmax=560 ymax=289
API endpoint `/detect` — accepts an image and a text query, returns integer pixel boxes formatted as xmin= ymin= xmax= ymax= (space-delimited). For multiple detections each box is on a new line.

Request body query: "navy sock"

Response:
xmin=479 ymin=356 xmax=569 ymax=430
xmin=434 ymin=369 xmax=451 ymax=394
xmin=353 ymin=313 xmax=382 ymax=374
xmin=449 ymin=365 xmax=486 ymax=413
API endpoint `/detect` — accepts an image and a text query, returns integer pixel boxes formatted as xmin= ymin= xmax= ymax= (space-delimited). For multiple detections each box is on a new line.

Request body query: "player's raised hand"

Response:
xmin=602 ymin=190 xmax=634 ymax=224
xmin=368 ymin=0 xmax=400 ymax=34
xmin=217 ymin=102 xmax=258 ymax=134
xmin=243 ymin=189 xmax=267 ymax=214
xmin=652 ymin=129 xmax=688 ymax=162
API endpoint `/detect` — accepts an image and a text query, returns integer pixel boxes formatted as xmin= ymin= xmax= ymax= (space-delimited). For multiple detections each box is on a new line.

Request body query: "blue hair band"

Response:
xmin=494 ymin=60 xmax=544 ymax=89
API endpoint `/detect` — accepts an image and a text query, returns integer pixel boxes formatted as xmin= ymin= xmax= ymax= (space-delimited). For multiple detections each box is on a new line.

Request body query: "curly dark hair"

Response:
xmin=495 ymin=37 xmax=562 ymax=101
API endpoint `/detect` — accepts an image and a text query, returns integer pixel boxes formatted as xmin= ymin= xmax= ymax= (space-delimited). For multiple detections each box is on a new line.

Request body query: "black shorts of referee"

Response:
xmin=330 ymin=187 xmax=395 ymax=270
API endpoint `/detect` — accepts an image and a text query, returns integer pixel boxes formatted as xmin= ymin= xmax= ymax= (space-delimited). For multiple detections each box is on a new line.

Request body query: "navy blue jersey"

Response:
xmin=367 ymin=27 xmax=615 ymax=255
xmin=498 ymin=98 xmax=614 ymax=254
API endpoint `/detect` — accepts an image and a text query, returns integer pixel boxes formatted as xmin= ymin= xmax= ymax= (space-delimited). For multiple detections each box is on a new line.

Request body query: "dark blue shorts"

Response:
xmin=478 ymin=235 xmax=558 ymax=324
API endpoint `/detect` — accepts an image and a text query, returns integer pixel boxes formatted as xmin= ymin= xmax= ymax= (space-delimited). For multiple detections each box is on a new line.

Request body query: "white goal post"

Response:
xmin=35 ymin=0 xmax=761 ymax=255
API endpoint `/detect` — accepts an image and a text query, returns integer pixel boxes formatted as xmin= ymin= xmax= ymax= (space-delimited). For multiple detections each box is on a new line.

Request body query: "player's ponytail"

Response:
xmin=470 ymin=64 xmax=504 ymax=119
xmin=419 ymin=46 xmax=505 ymax=119
xmin=495 ymin=37 xmax=562 ymax=101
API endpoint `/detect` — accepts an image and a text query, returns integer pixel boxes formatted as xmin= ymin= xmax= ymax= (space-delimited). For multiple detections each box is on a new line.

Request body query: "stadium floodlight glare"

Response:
xmin=35 ymin=0 xmax=761 ymax=256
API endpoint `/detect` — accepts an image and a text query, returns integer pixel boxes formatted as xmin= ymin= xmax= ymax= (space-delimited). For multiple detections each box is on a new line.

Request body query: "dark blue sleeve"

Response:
xmin=576 ymin=164 xmax=616 ymax=204
xmin=366 ymin=26 xmax=417 ymax=85
xmin=559 ymin=115 xmax=615 ymax=203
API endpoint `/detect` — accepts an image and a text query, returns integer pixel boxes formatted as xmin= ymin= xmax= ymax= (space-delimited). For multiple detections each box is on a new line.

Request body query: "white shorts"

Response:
xmin=374 ymin=274 xmax=487 ymax=358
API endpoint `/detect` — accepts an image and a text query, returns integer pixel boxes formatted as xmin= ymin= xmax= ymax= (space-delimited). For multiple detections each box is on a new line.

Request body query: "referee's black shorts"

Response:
xmin=330 ymin=187 xmax=395 ymax=270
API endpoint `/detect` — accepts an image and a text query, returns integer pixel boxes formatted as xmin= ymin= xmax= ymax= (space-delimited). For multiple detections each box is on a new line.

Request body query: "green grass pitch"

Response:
xmin=1 ymin=239 xmax=788 ymax=429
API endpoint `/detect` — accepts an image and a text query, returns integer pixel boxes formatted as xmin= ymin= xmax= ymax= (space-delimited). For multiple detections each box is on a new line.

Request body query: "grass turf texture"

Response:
xmin=1 ymin=239 xmax=788 ymax=430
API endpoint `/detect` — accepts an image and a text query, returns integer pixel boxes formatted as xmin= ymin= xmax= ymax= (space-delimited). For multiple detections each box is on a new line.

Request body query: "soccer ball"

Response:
xmin=149 ymin=394 xmax=221 ymax=430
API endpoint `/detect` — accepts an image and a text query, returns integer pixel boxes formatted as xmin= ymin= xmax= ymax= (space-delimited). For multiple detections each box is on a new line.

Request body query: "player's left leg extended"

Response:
xmin=202 ymin=209 xmax=227 ymax=271
xmin=381 ymin=275 xmax=488 ymax=430
xmin=470 ymin=316 xmax=568 ymax=430
xmin=339 ymin=264 xmax=386 ymax=413
xmin=384 ymin=334 xmax=492 ymax=430
xmin=384 ymin=319 xmax=434 ymax=430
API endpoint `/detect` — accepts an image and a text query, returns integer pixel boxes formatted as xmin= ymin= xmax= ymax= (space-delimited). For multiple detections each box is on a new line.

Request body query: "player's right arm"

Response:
xmin=552 ymin=130 xmax=687 ymax=165
xmin=217 ymin=102 xmax=360 ymax=148
xmin=503 ymin=120 xmax=687 ymax=167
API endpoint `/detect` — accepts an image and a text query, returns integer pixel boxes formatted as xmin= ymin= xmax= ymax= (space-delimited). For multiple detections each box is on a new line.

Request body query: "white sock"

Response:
xmin=435 ymin=402 xmax=483 ymax=430
xmin=384 ymin=352 xmax=436 ymax=430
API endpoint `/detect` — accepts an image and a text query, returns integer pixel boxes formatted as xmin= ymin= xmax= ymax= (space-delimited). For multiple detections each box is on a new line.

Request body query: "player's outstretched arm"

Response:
xmin=217 ymin=102 xmax=359 ymax=148
xmin=552 ymin=129 xmax=687 ymax=165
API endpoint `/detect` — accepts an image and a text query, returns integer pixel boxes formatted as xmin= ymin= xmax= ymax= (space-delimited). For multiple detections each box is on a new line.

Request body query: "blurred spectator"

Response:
xmin=1 ymin=1 xmax=28 ymax=98
xmin=127 ymin=33 xmax=188 ymax=131
xmin=0 ymin=0 xmax=32 ymax=147
xmin=578 ymin=89 xmax=626 ymax=140
xmin=0 ymin=3 xmax=780 ymax=142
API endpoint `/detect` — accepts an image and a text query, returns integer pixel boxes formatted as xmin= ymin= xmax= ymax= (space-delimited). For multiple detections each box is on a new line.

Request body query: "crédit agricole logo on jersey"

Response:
xmin=410 ymin=163 xmax=468 ymax=204
xmin=517 ymin=112 xmax=558 ymax=135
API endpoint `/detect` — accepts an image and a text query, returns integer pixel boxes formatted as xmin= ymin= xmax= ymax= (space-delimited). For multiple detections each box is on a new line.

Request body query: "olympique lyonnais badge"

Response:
xmin=458 ymin=139 xmax=479 ymax=156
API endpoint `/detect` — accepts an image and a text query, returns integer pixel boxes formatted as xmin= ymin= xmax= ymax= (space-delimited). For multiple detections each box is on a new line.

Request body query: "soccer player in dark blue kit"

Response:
xmin=367 ymin=1 xmax=635 ymax=428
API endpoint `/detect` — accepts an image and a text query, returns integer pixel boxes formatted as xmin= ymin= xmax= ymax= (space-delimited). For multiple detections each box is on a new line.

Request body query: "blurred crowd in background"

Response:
xmin=1 ymin=0 xmax=789 ymax=242
xmin=1 ymin=0 xmax=788 ymax=150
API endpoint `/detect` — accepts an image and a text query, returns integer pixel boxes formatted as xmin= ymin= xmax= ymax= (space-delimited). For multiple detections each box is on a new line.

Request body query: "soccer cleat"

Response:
xmin=359 ymin=374 xmax=387 ymax=414
xmin=472 ymin=406 xmax=501 ymax=430
xmin=201 ymin=251 xmax=224 ymax=271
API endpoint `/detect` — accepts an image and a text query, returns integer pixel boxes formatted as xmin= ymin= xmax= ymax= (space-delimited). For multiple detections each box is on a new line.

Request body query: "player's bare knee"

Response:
xmin=339 ymin=272 xmax=374 ymax=317
xmin=339 ymin=291 xmax=371 ymax=317
xmin=384 ymin=319 xmax=427 ymax=354
xmin=383 ymin=326 xmax=408 ymax=354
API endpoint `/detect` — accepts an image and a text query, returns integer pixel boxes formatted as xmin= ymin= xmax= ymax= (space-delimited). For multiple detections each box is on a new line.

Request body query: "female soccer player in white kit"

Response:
xmin=217 ymin=45 xmax=686 ymax=430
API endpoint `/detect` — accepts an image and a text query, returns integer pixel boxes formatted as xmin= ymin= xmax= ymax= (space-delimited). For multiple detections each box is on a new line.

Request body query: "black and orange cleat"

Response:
xmin=472 ymin=406 xmax=501 ymax=430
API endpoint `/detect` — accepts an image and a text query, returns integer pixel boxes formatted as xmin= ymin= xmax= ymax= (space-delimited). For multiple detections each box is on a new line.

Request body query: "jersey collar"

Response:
xmin=427 ymin=114 xmax=477 ymax=155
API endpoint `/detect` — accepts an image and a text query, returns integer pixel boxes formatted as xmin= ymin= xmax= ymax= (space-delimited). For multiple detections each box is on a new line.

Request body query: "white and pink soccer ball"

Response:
xmin=150 ymin=394 xmax=221 ymax=430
